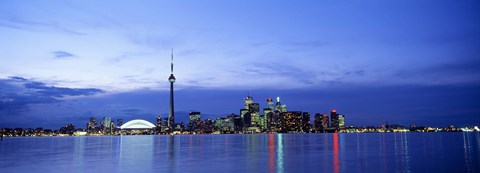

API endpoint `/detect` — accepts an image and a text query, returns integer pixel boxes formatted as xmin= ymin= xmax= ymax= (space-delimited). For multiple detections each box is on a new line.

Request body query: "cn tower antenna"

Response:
xmin=170 ymin=49 xmax=174 ymax=74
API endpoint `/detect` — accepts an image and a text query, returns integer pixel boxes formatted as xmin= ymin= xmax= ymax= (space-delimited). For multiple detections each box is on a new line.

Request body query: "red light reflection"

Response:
xmin=333 ymin=133 xmax=340 ymax=173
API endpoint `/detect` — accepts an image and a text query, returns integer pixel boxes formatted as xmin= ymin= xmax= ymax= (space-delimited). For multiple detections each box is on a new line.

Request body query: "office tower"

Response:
xmin=283 ymin=111 xmax=302 ymax=133
xmin=267 ymin=98 xmax=274 ymax=110
xmin=275 ymin=97 xmax=288 ymax=112
xmin=204 ymin=119 xmax=214 ymax=133
xmin=101 ymin=116 xmax=111 ymax=134
xmin=331 ymin=110 xmax=340 ymax=129
xmin=249 ymin=103 xmax=260 ymax=126
xmin=243 ymin=112 xmax=252 ymax=128
xmin=263 ymin=108 xmax=273 ymax=131
xmin=321 ymin=113 xmax=329 ymax=130
xmin=88 ymin=117 xmax=98 ymax=134
xmin=302 ymin=112 xmax=311 ymax=132
xmin=338 ymin=114 xmax=345 ymax=129
xmin=109 ymin=121 xmax=115 ymax=133
xmin=157 ymin=116 xmax=163 ymax=127
xmin=189 ymin=112 xmax=201 ymax=132
xmin=168 ymin=50 xmax=176 ymax=131
xmin=314 ymin=113 xmax=322 ymax=131
xmin=240 ymin=109 xmax=249 ymax=119
xmin=244 ymin=92 xmax=253 ymax=109
xmin=233 ymin=115 xmax=243 ymax=133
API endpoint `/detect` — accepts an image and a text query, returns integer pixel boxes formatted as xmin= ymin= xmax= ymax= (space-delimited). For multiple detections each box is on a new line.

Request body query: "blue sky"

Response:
xmin=1 ymin=0 xmax=479 ymax=129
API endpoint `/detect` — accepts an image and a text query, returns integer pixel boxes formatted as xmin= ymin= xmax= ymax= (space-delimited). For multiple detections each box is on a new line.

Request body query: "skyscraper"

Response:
xmin=267 ymin=98 xmax=274 ymax=110
xmin=244 ymin=92 xmax=253 ymax=109
xmin=189 ymin=112 xmax=201 ymax=132
xmin=314 ymin=113 xmax=323 ymax=131
xmin=331 ymin=109 xmax=339 ymax=129
xmin=302 ymin=112 xmax=311 ymax=132
xmin=168 ymin=50 xmax=176 ymax=132
xmin=338 ymin=114 xmax=345 ymax=129
xmin=321 ymin=113 xmax=329 ymax=130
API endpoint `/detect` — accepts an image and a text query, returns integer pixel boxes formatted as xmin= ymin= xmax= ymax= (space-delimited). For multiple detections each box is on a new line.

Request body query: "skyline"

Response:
xmin=1 ymin=0 xmax=480 ymax=128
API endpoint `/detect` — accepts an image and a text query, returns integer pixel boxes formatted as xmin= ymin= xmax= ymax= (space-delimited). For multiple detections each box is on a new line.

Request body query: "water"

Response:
xmin=1 ymin=133 xmax=479 ymax=173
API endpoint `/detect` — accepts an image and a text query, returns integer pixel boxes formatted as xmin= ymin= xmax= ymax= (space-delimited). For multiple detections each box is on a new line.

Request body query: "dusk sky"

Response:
xmin=1 ymin=0 xmax=479 ymax=129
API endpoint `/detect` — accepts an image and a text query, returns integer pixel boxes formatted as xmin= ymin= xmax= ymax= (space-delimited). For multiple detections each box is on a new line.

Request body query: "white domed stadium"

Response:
xmin=120 ymin=119 xmax=155 ymax=129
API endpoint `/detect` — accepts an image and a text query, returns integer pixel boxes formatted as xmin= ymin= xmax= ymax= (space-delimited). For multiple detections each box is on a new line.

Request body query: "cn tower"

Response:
xmin=168 ymin=50 xmax=176 ymax=131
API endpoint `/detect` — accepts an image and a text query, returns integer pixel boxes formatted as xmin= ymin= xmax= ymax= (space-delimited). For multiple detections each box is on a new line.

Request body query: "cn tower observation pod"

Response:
xmin=120 ymin=119 xmax=155 ymax=129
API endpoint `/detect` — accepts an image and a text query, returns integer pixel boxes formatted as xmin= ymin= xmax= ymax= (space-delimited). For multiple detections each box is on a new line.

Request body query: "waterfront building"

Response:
xmin=314 ymin=113 xmax=323 ymax=131
xmin=338 ymin=114 xmax=345 ymax=129
xmin=233 ymin=115 xmax=243 ymax=133
xmin=101 ymin=116 xmax=111 ymax=134
xmin=244 ymin=93 xmax=253 ymax=109
xmin=248 ymin=103 xmax=260 ymax=126
xmin=87 ymin=117 xmax=98 ymax=134
xmin=321 ymin=113 xmax=329 ymax=130
xmin=302 ymin=112 xmax=311 ymax=132
xmin=188 ymin=112 xmax=201 ymax=132
xmin=120 ymin=119 xmax=155 ymax=135
xmin=283 ymin=111 xmax=302 ymax=133
xmin=275 ymin=97 xmax=288 ymax=112
xmin=331 ymin=110 xmax=339 ymax=129
xmin=214 ymin=117 xmax=233 ymax=133
xmin=204 ymin=119 xmax=214 ymax=133
xmin=267 ymin=98 xmax=274 ymax=110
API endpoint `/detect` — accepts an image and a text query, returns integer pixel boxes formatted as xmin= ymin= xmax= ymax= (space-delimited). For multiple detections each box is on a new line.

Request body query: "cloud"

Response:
xmin=0 ymin=76 xmax=104 ymax=114
xmin=392 ymin=58 xmax=480 ymax=85
xmin=0 ymin=16 xmax=86 ymax=35
xmin=53 ymin=51 xmax=77 ymax=59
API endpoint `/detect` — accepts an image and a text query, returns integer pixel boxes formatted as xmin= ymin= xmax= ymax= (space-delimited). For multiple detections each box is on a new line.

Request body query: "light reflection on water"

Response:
xmin=0 ymin=133 xmax=479 ymax=173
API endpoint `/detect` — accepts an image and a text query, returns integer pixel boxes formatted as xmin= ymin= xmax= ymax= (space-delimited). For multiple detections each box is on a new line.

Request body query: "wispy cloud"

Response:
xmin=53 ymin=51 xmax=77 ymax=59
xmin=0 ymin=17 xmax=86 ymax=35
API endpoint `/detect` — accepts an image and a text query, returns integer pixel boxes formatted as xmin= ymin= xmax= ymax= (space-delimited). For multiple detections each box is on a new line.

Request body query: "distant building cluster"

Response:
xmin=1 ymin=93 xmax=480 ymax=137
xmin=2 ymin=94 xmax=480 ymax=137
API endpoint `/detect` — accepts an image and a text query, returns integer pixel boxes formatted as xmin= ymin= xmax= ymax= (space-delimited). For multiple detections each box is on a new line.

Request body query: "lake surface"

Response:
xmin=1 ymin=133 xmax=479 ymax=173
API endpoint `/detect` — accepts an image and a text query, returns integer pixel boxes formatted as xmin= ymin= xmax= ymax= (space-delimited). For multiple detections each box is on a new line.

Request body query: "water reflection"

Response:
xmin=463 ymin=132 xmax=473 ymax=172
xmin=268 ymin=134 xmax=275 ymax=173
xmin=167 ymin=135 xmax=175 ymax=173
xmin=333 ymin=133 xmax=339 ymax=173
xmin=1 ymin=134 xmax=479 ymax=173
xmin=277 ymin=134 xmax=284 ymax=173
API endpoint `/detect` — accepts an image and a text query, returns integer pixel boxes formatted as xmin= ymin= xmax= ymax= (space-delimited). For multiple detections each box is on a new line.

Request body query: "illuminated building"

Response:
xmin=87 ymin=117 xmax=98 ymax=134
xmin=283 ymin=111 xmax=302 ymax=133
xmin=243 ymin=112 xmax=252 ymax=128
xmin=244 ymin=92 xmax=253 ymax=109
xmin=204 ymin=119 xmax=214 ymax=133
xmin=314 ymin=113 xmax=323 ymax=131
xmin=156 ymin=116 xmax=162 ymax=128
xmin=331 ymin=109 xmax=340 ymax=129
xmin=188 ymin=112 xmax=201 ymax=132
xmin=338 ymin=114 xmax=345 ymax=129
xmin=109 ymin=121 xmax=115 ymax=133
xmin=101 ymin=116 xmax=111 ymax=134
xmin=168 ymin=50 xmax=176 ymax=132
xmin=233 ymin=115 xmax=243 ymax=133
xmin=267 ymin=98 xmax=274 ymax=110
xmin=248 ymin=103 xmax=260 ymax=126
xmin=275 ymin=97 xmax=288 ymax=112
xmin=263 ymin=108 xmax=274 ymax=131
xmin=156 ymin=116 xmax=162 ymax=133
xmin=321 ymin=114 xmax=329 ymax=130
xmin=302 ymin=112 xmax=311 ymax=132
xmin=214 ymin=117 xmax=233 ymax=133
